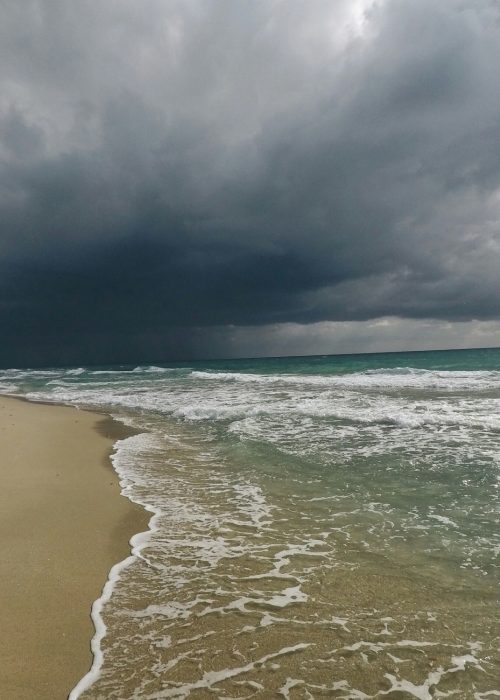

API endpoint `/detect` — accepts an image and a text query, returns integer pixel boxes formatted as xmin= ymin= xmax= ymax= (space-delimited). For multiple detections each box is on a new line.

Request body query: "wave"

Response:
xmin=132 ymin=365 xmax=166 ymax=373
xmin=0 ymin=382 xmax=20 ymax=393
xmin=364 ymin=367 xmax=432 ymax=375
xmin=0 ymin=368 xmax=63 ymax=379
xmin=22 ymin=372 xmax=500 ymax=435
xmin=190 ymin=368 xmax=500 ymax=391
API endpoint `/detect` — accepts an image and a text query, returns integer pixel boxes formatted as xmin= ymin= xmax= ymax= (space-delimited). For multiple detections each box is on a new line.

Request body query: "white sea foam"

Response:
xmin=428 ymin=514 xmax=459 ymax=528
xmin=138 ymin=643 xmax=312 ymax=699
xmin=0 ymin=382 xmax=20 ymax=393
xmin=232 ymin=482 xmax=273 ymax=529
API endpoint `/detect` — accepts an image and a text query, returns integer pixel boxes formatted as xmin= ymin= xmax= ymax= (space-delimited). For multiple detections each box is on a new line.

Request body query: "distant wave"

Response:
xmin=190 ymin=368 xmax=500 ymax=391
xmin=134 ymin=366 xmax=191 ymax=374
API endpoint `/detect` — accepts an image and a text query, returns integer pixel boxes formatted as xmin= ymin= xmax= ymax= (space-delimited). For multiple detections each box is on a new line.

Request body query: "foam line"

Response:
xmin=68 ymin=434 xmax=161 ymax=699
xmin=140 ymin=643 xmax=312 ymax=699
xmin=67 ymin=554 xmax=137 ymax=700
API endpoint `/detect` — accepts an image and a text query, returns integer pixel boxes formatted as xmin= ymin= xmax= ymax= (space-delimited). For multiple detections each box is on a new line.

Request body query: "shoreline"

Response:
xmin=0 ymin=395 xmax=149 ymax=699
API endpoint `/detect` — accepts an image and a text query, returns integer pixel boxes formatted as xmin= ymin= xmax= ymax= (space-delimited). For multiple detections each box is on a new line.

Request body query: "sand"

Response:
xmin=0 ymin=396 xmax=148 ymax=699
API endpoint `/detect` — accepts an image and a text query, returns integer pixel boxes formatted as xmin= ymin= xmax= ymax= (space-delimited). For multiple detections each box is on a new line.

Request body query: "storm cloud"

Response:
xmin=1 ymin=0 xmax=500 ymax=365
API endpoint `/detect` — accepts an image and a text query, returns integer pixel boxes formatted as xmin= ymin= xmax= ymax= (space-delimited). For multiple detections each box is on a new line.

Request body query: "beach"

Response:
xmin=0 ymin=396 xmax=148 ymax=699
xmin=1 ymin=352 xmax=499 ymax=697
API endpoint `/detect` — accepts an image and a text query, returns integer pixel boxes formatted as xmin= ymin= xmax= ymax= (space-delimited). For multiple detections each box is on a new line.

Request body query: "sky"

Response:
xmin=1 ymin=0 xmax=500 ymax=366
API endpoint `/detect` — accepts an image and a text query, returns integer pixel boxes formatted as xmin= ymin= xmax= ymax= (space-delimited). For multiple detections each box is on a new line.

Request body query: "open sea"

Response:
xmin=1 ymin=347 xmax=500 ymax=699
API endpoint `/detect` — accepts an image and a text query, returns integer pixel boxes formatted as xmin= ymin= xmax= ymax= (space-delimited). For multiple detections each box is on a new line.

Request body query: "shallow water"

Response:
xmin=2 ymin=348 xmax=500 ymax=698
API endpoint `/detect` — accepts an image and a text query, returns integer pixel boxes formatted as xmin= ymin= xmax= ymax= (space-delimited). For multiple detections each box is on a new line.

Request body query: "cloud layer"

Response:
xmin=1 ymin=0 xmax=500 ymax=364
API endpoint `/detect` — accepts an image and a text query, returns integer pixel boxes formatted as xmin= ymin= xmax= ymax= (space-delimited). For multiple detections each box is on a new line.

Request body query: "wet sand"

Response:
xmin=0 ymin=396 xmax=148 ymax=699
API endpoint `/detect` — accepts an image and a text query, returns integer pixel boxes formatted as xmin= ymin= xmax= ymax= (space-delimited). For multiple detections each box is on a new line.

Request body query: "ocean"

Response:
xmin=1 ymin=347 xmax=499 ymax=699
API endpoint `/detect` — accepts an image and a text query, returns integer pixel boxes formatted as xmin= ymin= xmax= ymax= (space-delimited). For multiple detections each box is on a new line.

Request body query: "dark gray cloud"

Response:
xmin=1 ymin=0 xmax=500 ymax=365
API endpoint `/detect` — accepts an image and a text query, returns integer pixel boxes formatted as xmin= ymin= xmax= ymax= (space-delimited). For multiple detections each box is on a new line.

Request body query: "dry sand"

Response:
xmin=0 ymin=396 xmax=148 ymax=699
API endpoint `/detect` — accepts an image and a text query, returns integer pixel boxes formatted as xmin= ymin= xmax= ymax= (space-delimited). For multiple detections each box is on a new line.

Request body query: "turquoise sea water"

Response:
xmin=1 ymin=347 xmax=499 ymax=698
